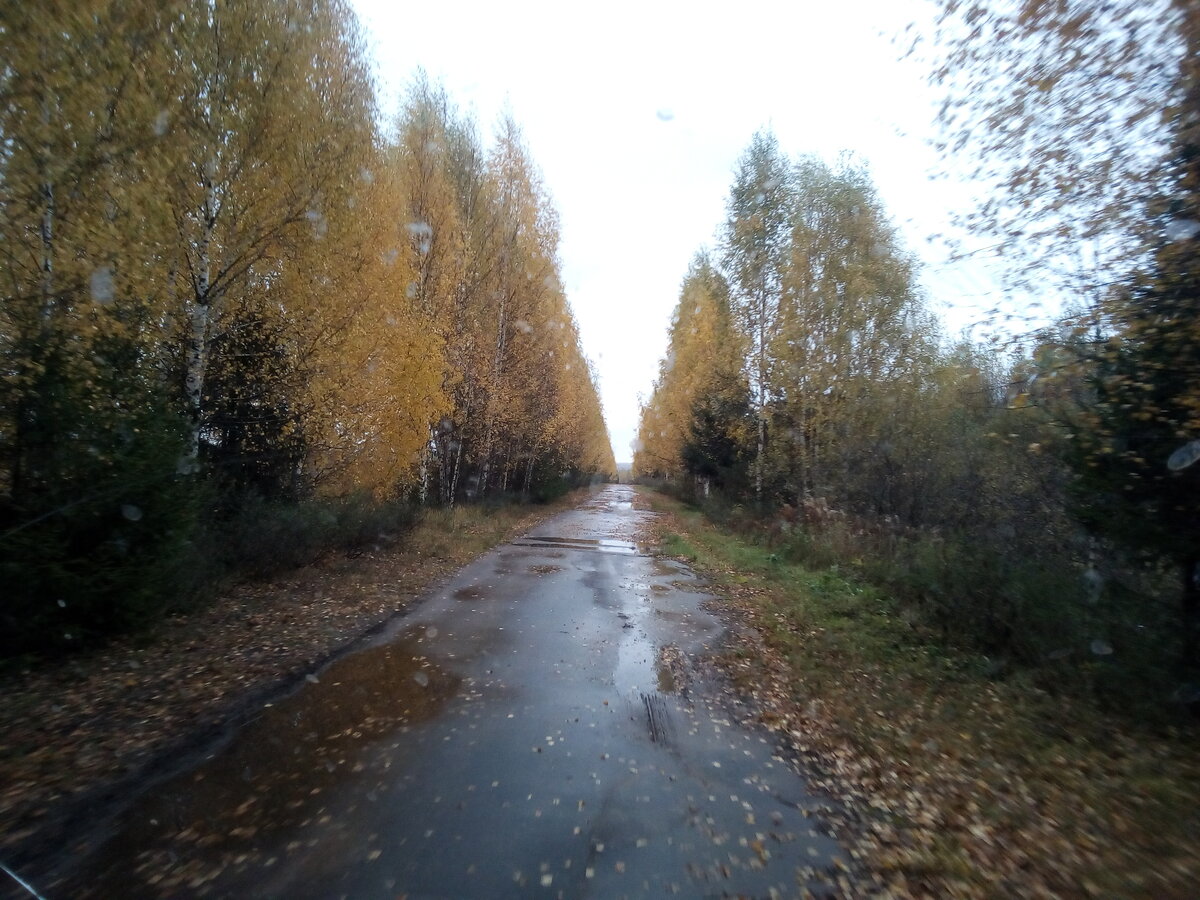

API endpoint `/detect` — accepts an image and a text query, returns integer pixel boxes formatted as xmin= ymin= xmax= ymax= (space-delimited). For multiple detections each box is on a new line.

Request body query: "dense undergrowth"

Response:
xmin=644 ymin=489 xmax=1200 ymax=898
xmin=649 ymin=480 xmax=1194 ymax=729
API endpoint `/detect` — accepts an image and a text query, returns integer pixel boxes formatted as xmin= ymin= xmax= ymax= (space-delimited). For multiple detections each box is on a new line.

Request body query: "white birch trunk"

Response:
xmin=480 ymin=288 xmax=509 ymax=495
xmin=184 ymin=169 xmax=217 ymax=461
xmin=447 ymin=394 xmax=471 ymax=509
xmin=419 ymin=449 xmax=430 ymax=506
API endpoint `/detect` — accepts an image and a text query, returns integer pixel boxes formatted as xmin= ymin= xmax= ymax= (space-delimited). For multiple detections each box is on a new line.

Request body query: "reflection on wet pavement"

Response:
xmin=65 ymin=635 xmax=458 ymax=896
xmin=510 ymin=535 xmax=639 ymax=555
xmin=57 ymin=486 xmax=844 ymax=898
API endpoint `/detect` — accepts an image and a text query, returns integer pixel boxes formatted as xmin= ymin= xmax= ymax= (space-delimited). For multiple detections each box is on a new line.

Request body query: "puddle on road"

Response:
xmin=501 ymin=547 xmax=566 ymax=560
xmin=655 ymin=647 xmax=679 ymax=694
xmin=57 ymin=486 xmax=845 ymax=899
xmin=651 ymin=558 xmax=685 ymax=577
xmin=653 ymin=608 xmax=690 ymax=624
xmin=527 ymin=564 xmax=562 ymax=575
xmin=512 ymin=534 xmax=639 ymax=555
xmin=582 ymin=492 xmax=634 ymax=513
xmin=62 ymin=634 xmax=460 ymax=898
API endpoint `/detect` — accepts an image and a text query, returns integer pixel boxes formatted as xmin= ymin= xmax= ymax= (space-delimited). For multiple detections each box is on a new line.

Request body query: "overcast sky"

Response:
xmin=348 ymin=0 xmax=998 ymax=463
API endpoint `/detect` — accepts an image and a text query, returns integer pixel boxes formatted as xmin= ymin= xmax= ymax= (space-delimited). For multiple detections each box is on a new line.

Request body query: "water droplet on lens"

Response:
xmin=1166 ymin=218 xmax=1200 ymax=242
xmin=306 ymin=209 xmax=327 ymax=239
xmin=90 ymin=267 xmax=114 ymax=306
xmin=1167 ymin=440 xmax=1200 ymax=471
xmin=406 ymin=221 xmax=432 ymax=255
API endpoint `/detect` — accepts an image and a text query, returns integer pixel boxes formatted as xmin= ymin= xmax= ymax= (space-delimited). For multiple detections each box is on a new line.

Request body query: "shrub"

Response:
xmin=213 ymin=491 xmax=420 ymax=578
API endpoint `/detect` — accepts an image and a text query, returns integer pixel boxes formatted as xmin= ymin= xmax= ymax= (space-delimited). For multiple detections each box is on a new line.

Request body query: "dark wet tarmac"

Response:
xmin=53 ymin=486 xmax=844 ymax=898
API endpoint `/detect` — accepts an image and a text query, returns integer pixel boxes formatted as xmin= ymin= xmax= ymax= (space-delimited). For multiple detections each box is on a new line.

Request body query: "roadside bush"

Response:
xmin=674 ymin=483 xmax=1189 ymax=723
xmin=214 ymin=491 xmax=420 ymax=578
xmin=0 ymin=399 xmax=201 ymax=658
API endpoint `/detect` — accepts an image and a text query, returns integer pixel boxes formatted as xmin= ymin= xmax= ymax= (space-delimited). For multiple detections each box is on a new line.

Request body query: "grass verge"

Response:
xmin=643 ymin=489 xmax=1199 ymax=899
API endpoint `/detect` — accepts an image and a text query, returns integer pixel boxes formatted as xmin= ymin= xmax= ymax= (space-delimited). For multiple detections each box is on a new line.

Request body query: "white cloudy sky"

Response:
xmin=348 ymin=0 xmax=1000 ymax=463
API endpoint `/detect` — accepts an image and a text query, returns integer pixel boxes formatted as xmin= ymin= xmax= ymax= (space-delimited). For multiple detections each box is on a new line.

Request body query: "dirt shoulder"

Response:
xmin=640 ymin=489 xmax=1200 ymax=900
xmin=0 ymin=491 xmax=592 ymax=879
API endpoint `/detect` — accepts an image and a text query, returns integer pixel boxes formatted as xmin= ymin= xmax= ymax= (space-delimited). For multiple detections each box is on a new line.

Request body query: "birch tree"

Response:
xmin=0 ymin=1 xmax=200 ymax=648
xmin=773 ymin=156 xmax=930 ymax=501
xmin=162 ymin=0 xmax=375 ymax=467
xmin=720 ymin=130 xmax=794 ymax=506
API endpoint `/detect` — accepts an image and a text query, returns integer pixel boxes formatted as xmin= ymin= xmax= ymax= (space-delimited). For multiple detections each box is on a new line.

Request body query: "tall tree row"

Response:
xmin=390 ymin=87 xmax=615 ymax=504
xmin=639 ymin=1 xmax=1200 ymax=692
xmin=637 ymin=149 xmax=935 ymax=517
xmin=635 ymin=255 xmax=750 ymax=493
xmin=633 ymin=141 xmax=1113 ymax=672
xmin=0 ymin=1 xmax=613 ymax=652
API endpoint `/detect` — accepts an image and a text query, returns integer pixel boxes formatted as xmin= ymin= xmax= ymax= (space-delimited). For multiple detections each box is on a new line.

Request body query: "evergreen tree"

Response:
xmin=1071 ymin=11 xmax=1200 ymax=667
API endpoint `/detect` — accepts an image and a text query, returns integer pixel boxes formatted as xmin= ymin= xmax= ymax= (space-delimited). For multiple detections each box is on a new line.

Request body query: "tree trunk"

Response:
xmin=184 ymin=300 xmax=210 ymax=460
xmin=756 ymin=409 xmax=765 ymax=506
xmin=448 ymin=430 xmax=465 ymax=509
xmin=38 ymin=88 xmax=55 ymax=328
xmin=418 ymin=441 xmax=430 ymax=506
xmin=755 ymin=281 xmax=767 ymax=509
xmin=448 ymin=394 xmax=472 ymax=509
xmin=184 ymin=168 xmax=218 ymax=461
xmin=39 ymin=180 xmax=55 ymax=326
xmin=1183 ymin=555 xmax=1199 ymax=671
xmin=480 ymin=290 xmax=509 ymax=497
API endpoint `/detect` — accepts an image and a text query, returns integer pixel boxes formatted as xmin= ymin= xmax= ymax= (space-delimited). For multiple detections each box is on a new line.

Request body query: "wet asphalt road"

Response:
xmin=58 ymin=486 xmax=843 ymax=898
